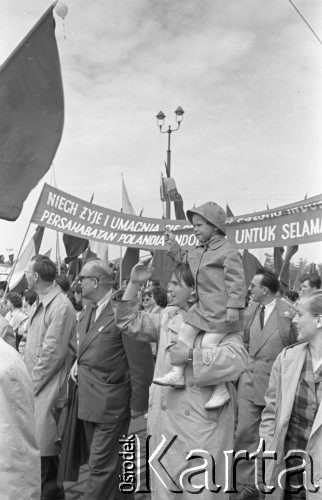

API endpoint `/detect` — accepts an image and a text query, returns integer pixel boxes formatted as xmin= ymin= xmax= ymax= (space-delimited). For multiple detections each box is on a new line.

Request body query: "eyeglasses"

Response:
xmin=78 ymin=275 xmax=100 ymax=282
xmin=142 ymin=295 xmax=152 ymax=301
xmin=249 ymin=283 xmax=265 ymax=290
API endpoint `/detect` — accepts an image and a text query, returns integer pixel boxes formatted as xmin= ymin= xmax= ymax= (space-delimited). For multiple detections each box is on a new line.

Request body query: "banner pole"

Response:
xmin=5 ymin=220 xmax=32 ymax=294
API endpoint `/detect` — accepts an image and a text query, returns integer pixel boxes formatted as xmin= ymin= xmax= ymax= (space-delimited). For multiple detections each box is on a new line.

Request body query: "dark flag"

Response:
xmin=63 ymin=234 xmax=88 ymax=264
xmin=0 ymin=3 xmax=64 ymax=220
xmin=274 ymin=247 xmax=285 ymax=277
xmin=114 ymin=248 xmax=140 ymax=285
xmin=226 ymin=203 xmax=234 ymax=217
xmin=242 ymin=249 xmax=262 ymax=289
xmin=150 ymin=250 xmax=176 ymax=289
xmin=279 ymin=246 xmax=299 ymax=289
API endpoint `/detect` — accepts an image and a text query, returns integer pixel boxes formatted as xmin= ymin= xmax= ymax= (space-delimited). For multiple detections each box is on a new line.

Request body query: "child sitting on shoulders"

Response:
xmin=153 ymin=201 xmax=246 ymax=409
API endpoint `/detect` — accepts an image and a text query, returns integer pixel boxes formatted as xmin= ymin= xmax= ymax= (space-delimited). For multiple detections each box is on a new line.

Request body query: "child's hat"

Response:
xmin=186 ymin=202 xmax=227 ymax=235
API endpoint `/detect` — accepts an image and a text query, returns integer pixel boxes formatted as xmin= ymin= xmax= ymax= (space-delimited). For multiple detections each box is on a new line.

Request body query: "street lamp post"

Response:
xmin=156 ymin=106 xmax=184 ymax=219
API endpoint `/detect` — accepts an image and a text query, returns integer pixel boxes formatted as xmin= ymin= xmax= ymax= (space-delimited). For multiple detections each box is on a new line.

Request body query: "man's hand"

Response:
xmin=131 ymin=409 xmax=147 ymax=419
xmin=168 ymin=339 xmax=190 ymax=365
xmin=226 ymin=308 xmax=239 ymax=323
xmin=70 ymin=360 xmax=78 ymax=383
xmin=130 ymin=262 xmax=155 ymax=284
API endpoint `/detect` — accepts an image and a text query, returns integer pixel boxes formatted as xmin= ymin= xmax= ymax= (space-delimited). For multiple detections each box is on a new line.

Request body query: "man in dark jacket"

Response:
xmin=70 ymin=260 xmax=153 ymax=500
xmin=233 ymin=268 xmax=297 ymax=500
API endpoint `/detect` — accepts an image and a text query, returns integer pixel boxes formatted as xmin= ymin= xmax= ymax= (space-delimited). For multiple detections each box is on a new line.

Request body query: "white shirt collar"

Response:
xmin=262 ymin=298 xmax=276 ymax=325
xmin=95 ymin=289 xmax=112 ymax=321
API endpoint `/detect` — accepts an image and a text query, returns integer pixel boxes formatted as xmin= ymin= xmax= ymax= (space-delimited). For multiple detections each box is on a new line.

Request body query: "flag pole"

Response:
xmin=5 ymin=220 xmax=32 ymax=294
xmin=119 ymin=174 xmax=124 ymax=287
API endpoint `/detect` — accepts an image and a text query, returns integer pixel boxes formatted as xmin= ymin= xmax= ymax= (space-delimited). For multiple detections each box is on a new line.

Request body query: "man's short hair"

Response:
xmin=6 ymin=292 xmax=23 ymax=309
xmin=254 ymin=267 xmax=280 ymax=294
xmin=31 ymin=255 xmax=57 ymax=283
xmin=173 ymin=263 xmax=195 ymax=289
xmin=55 ymin=274 xmax=71 ymax=292
xmin=300 ymin=273 xmax=321 ymax=290
xmin=284 ymin=290 xmax=299 ymax=303
xmin=151 ymin=286 xmax=168 ymax=308
xmin=23 ymin=289 xmax=38 ymax=306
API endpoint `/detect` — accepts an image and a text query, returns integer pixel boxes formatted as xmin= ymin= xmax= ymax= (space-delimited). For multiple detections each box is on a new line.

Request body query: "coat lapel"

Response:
xmin=29 ymin=286 xmax=61 ymax=323
xmin=255 ymin=307 xmax=279 ymax=353
xmin=78 ymin=303 xmax=115 ymax=358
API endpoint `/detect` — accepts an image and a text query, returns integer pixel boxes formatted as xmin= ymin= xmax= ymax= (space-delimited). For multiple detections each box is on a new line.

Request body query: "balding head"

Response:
xmin=80 ymin=260 xmax=114 ymax=302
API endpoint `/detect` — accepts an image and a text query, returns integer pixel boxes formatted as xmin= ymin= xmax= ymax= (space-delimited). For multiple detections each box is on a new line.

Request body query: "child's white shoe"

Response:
xmin=204 ymin=383 xmax=230 ymax=409
xmin=153 ymin=370 xmax=185 ymax=389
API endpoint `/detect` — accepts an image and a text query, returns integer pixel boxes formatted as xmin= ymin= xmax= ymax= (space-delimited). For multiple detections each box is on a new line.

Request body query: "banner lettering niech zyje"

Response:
xmin=31 ymin=184 xmax=322 ymax=250
xmin=31 ymin=184 xmax=196 ymax=250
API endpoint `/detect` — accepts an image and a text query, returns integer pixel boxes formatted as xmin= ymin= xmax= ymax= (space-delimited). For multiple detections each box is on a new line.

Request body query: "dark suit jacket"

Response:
xmin=240 ymin=298 xmax=297 ymax=406
xmin=77 ymin=301 xmax=153 ymax=424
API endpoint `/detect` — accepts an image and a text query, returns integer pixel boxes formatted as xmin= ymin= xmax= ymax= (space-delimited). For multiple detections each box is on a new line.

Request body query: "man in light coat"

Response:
xmin=0 ymin=337 xmax=40 ymax=500
xmin=233 ymin=268 xmax=297 ymax=500
xmin=24 ymin=255 xmax=76 ymax=500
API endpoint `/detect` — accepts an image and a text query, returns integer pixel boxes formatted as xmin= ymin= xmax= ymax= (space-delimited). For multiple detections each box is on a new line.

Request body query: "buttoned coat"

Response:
xmin=168 ymin=237 xmax=246 ymax=333
xmin=260 ymin=342 xmax=322 ymax=500
xmin=24 ymin=286 xmax=77 ymax=455
xmin=0 ymin=338 xmax=40 ymax=500
xmin=241 ymin=298 xmax=297 ymax=406
xmin=116 ymin=298 xmax=248 ymax=499
xmin=77 ymin=301 xmax=153 ymax=423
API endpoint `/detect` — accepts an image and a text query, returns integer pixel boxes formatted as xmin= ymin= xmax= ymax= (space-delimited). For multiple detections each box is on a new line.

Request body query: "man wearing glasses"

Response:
xmin=70 ymin=260 xmax=152 ymax=500
xmin=233 ymin=268 xmax=297 ymax=500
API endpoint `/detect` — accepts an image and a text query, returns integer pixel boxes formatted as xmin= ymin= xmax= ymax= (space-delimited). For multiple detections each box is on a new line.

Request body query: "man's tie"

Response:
xmin=86 ymin=304 xmax=98 ymax=333
xmin=259 ymin=305 xmax=265 ymax=330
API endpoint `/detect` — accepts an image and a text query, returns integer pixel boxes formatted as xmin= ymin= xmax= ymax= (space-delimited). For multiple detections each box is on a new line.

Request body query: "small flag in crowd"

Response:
xmin=0 ymin=3 xmax=64 ymax=221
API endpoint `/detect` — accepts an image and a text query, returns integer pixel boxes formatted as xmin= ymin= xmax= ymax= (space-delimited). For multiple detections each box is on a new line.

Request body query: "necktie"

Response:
xmin=259 ymin=305 xmax=265 ymax=330
xmin=86 ymin=304 xmax=97 ymax=333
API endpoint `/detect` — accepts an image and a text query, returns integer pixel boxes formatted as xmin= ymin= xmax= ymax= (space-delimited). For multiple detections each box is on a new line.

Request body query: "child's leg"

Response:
xmin=178 ymin=322 xmax=201 ymax=347
xmin=202 ymin=332 xmax=230 ymax=410
xmin=153 ymin=322 xmax=201 ymax=388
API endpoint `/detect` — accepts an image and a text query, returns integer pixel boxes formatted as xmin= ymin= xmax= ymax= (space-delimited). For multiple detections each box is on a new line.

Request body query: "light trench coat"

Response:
xmin=24 ymin=286 xmax=76 ymax=456
xmin=260 ymin=342 xmax=322 ymax=500
xmin=116 ymin=299 xmax=248 ymax=500
xmin=0 ymin=338 xmax=40 ymax=500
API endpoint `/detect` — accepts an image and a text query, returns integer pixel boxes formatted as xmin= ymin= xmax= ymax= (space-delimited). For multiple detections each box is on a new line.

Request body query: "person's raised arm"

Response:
xmin=122 ymin=262 xmax=154 ymax=301
xmin=116 ymin=262 xmax=159 ymax=342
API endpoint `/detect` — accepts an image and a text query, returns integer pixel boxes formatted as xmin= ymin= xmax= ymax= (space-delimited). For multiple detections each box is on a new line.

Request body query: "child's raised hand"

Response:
xmin=226 ymin=308 xmax=239 ymax=323
xmin=164 ymin=230 xmax=176 ymax=246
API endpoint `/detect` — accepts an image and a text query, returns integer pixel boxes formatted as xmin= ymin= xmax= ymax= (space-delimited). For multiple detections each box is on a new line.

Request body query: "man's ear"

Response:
xmin=317 ymin=315 xmax=322 ymax=329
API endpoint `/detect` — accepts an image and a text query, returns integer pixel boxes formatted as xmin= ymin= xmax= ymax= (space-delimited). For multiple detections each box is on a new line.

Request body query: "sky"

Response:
xmin=0 ymin=0 xmax=322 ymax=264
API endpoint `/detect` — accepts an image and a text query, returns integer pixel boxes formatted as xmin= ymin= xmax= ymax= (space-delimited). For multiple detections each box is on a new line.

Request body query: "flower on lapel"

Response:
xmin=283 ymin=311 xmax=290 ymax=318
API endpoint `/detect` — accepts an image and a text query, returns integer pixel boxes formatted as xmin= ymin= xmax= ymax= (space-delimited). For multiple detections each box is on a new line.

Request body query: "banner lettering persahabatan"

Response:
xmin=31 ymin=184 xmax=322 ymax=249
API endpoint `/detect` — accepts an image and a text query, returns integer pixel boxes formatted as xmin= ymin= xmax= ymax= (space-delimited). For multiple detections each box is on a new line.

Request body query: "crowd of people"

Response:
xmin=0 ymin=201 xmax=322 ymax=500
